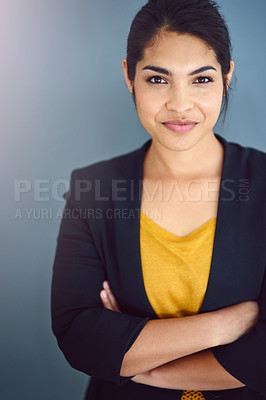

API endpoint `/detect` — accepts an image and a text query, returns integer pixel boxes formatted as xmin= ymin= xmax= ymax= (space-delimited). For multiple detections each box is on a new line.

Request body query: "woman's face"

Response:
xmin=123 ymin=32 xmax=234 ymax=153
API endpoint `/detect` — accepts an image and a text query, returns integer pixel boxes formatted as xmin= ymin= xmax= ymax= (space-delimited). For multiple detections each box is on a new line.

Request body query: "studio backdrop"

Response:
xmin=0 ymin=0 xmax=265 ymax=399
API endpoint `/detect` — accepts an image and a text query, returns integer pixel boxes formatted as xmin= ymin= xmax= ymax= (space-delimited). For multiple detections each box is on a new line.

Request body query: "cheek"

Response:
xmin=135 ymin=90 xmax=161 ymax=121
xmin=199 ymin=89 xmax=224 ymax=121
xmin=133 ymin=76 xmax=166 ymax=119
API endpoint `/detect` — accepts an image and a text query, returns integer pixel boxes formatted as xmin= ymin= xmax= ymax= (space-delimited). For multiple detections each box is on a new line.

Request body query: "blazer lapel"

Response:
xmin=201 ymin=134 xmax=263 ymax=312
xmin=112 ymin=139 xmax=157 ymax=318
xmin=201 ymin=134 xmax=241 ymax=311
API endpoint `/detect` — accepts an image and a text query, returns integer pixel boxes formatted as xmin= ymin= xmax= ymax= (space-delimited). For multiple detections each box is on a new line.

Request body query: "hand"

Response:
xmin=100 ymin=281 xmax=121 ymax=312
xmin=215 ymin=300 xmax=259 ymax=346
xmin=131 ymin=372 xmax=152 ymax=385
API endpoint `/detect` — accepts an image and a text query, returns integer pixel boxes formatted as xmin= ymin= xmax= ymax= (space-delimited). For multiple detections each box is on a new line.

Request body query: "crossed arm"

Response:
xmin=100 ymin=281 xmax=259 ymax=391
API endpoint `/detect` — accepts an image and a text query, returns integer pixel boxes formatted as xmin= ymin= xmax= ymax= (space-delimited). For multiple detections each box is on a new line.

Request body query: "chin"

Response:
xmin=160 ymin=125 xmax=215 ymax=151
xmin=152 ymin=132 xmax=202 ymax=152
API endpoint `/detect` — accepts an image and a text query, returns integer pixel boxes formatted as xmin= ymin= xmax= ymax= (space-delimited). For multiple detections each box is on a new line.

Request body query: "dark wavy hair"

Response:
xmin=127 ymin=0 xmax=232 ymax=116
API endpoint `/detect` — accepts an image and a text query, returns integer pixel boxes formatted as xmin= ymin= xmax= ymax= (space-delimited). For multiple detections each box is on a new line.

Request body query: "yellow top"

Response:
xmin=139 ymin=210 xmax=217 ymax=400
xmin=140 ymin=210 xmax=216 ymax=319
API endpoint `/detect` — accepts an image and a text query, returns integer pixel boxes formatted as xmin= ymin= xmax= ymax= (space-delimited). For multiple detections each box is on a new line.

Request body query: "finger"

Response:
xmin=100 ymin=290 xmax=115 ymax=311
xmin=103 ymin=281 xmax=121 ymax=312
xmin=100 ymin=289 xmax=120 ymax=313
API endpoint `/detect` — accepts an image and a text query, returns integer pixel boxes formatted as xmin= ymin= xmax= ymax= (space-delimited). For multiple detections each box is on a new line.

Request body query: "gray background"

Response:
xmin=1 ymin=0 xmax=265 ymax=399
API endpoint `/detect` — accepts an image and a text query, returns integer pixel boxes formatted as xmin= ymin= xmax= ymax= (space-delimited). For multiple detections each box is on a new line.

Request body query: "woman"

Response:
xmin=51 ymin=1 xmax=266 ymax=399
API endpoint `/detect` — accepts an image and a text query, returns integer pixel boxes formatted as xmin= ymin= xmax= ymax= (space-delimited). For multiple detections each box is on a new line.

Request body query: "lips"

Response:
xmin=162 ymin=119 xmax=198 ymax=134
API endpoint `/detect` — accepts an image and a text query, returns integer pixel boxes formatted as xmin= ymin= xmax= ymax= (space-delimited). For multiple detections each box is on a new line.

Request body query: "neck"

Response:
xmin=145 ymin=133 xmax=224 ymax=179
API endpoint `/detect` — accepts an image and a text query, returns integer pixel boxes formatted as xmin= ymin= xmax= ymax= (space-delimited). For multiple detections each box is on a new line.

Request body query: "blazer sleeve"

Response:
xmin=51 ymin=169 xmax=150 ymax=385
xmin=212 ymin=268 xmax=266 ymax=397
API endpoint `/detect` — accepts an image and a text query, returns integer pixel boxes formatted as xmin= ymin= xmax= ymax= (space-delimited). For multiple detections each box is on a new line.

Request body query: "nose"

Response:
xmin=165 ymin=84 xmax=194 ymax=113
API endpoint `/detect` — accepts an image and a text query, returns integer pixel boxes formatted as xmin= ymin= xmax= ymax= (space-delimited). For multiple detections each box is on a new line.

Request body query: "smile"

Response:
xmin=162 ymin=120 xmax=198 ymax=134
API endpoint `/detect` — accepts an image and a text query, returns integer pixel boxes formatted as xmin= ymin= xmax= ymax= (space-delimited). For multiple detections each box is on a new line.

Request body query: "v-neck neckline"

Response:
xmin=140 ymin=209 xmax=217 ymax=240
xmin=133 ymin=133 xmax=229 ymax=315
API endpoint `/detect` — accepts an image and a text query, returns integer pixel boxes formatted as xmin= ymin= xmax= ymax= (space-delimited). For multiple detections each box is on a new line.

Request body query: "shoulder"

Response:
xmin=70 ymin=140 xmax=151 ymax=181
xmin=226 ymin=137 xmax=266 ymax=162
xmin=231 ymin=141 xmax=266 ymax=181
xmin=218 ymin=134 xmax=266 ymax=174
xmin=218 ymin=135 xmax=266 ymax=209
xmin=65 ymin=140 xmax=151 ymax=202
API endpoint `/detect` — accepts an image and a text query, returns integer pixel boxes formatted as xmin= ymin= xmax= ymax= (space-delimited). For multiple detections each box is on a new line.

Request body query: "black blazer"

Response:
xmin=51 ymin=134 xmax=266 ymax=400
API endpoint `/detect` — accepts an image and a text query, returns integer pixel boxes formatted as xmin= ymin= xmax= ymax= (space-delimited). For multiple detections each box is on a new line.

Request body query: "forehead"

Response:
xmin=139 ymin=32 xmax=219 ymax=71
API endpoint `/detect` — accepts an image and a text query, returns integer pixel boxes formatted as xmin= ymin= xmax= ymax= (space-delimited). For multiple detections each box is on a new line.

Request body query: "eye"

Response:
xmin=147 ymin=76 xmax=168 ymax=85
xmin=193 ymin=76 xmax=214 ymax=84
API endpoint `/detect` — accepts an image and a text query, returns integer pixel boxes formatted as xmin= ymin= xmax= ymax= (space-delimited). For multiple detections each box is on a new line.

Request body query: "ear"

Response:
xmin=225 ymin=60 xmax=235 ymax=90
xmin=122 ymin=58 xmax=134 ymax=94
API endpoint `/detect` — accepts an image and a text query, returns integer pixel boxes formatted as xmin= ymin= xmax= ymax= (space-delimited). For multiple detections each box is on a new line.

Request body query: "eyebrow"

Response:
xmin=142 ymin=65 xmax=170 ymax=75
xmin=142 ymin=65 xmax=217 ymax=76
